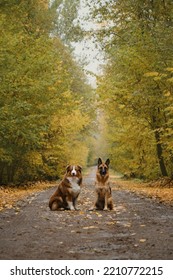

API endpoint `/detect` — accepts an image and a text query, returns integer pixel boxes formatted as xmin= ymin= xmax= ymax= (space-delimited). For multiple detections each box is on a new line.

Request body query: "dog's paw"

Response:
xmin=88 ymin=207 xmax=95 ymax=211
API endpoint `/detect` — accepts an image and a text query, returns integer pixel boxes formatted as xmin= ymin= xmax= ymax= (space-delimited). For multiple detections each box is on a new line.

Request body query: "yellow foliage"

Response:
xmin=24 ymin=151 xmax=43 ymax=166
xmin=144 ymin=72 xmax=159 ymax=77
xmin=163 ymin=90 xmax=171 ymax=97
xmin=66 ymin=142 xmax=89 ymax=166
xmin=167 ymin=77 xmax=173 ymax=83
xmin=165 ymin=68 xmax=173 ymax=72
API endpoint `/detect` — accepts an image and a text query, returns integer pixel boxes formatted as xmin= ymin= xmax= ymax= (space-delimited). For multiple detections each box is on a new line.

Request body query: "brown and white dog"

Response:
xmin=49 ymin=165 xmax=82 ymax=211
xmin=91 ymin=158 xmax=113 ymax=211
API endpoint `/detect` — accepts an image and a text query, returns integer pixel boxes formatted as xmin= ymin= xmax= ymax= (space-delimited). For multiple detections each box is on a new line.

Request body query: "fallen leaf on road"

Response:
xmin=106 ymin=221 xmax=116 ymax=225
xmin=95 ymin=212 xmax=102 ymax=217
xmin=139 ymin=239 xmax=146 ymax=243
xmin=83 ymin=226 xmax=98 ymax=229
xmin=124 ymin=223 xmax=131 ymax=227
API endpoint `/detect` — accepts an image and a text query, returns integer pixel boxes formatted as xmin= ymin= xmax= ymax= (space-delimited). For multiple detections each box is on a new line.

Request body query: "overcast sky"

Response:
xmin=73 ymin=0 xmax=105 ymax=88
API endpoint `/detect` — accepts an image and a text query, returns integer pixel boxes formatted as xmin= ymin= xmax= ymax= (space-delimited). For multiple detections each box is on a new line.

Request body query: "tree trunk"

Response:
xmin=154 ymin=130 xmax=168 ymax=177
xmin=0 ymin=164 xmax=5 ymax=184
xmin=7 ymin=165 xmax=16 ymax=184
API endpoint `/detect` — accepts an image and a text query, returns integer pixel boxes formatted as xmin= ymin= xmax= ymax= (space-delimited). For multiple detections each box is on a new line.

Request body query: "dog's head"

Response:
xmin=66 ymin=165 xmax=82 ymax=177
xmin=98 ymin=158 xmax=110 ymax=177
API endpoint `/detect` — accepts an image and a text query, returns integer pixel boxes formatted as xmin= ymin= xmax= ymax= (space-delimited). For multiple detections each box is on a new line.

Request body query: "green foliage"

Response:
xmin=0 ymin=0 xmax=96 ymax=184
xmin=92 ymin=0 xmax=173 ymax=178
xmin=52 ymin=0 xmax=83 ymax=46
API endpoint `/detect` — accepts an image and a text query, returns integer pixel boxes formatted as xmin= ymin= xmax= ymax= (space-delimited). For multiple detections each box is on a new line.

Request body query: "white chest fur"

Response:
xmin=67 ymin=177 xmax=81 ymax=196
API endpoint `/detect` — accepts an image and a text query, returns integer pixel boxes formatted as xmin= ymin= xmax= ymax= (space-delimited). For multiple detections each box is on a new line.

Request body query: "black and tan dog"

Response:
xmin=91 ymin=158 xmax=113 ymax=211
xmin=49 ymin=165 xmax=82 ymax=211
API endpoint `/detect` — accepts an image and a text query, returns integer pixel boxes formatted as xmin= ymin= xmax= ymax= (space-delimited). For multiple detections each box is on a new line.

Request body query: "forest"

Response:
xmin=0 ymin=0 xmax=96 ymax=184
xmin=0 ymin=0 xmax=173 ymax=184
xmin=93 ymin=0 xmax=173 ymax=179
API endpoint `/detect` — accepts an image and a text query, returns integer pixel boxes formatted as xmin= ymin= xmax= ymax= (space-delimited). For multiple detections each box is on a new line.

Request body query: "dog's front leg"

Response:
xmin=66 ymin=197 xmax=75 ymax=210
xmin=103 ymin=191 xmax=108 ymax=211
xmin=73 ymin=197 xmax=80 ymax=211
xmin=89 ymin=191 xmax=98 ymax=211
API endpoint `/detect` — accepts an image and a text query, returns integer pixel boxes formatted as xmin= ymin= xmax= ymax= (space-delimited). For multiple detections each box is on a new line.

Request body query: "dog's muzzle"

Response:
xmin=71 ymin=167 xmax=77 ymax=176
xmin=100 ymin=169 xmax=106 ymax=176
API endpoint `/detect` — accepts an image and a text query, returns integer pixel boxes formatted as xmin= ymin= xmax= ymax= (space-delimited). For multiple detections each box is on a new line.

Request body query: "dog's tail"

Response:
xmin=49 ymin=196 xmax=63 ymax=211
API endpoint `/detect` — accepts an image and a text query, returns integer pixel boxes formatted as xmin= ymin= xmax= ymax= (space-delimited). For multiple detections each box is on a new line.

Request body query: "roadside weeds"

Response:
xmin=112 ymin=178 xmax=173 ymax=206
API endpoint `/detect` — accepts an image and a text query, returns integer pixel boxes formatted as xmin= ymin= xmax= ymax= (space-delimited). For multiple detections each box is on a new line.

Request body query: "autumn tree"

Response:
xmin=53 ymin=0 xmax=83 ymax=46
xmin=0 ymin=0 xmax=95 ymax=184
xmin=90 ymin=0 xmax=173 ymax=178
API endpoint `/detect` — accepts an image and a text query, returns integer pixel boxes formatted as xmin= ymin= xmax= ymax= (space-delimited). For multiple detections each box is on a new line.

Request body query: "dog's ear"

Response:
xmin=105 ymin=159 xmax=110 ymax=167
xmin=66 ymin=165 xmax=71 ymax=172
xmin=98 ymin=158 xmax=102 ymax=166
xmin=77 ymin=165 xmax=82 ymax=172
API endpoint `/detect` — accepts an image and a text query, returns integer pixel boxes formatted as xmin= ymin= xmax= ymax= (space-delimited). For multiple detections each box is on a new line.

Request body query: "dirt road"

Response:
xmin=0 ymin=167 xmax=173 ymax=259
